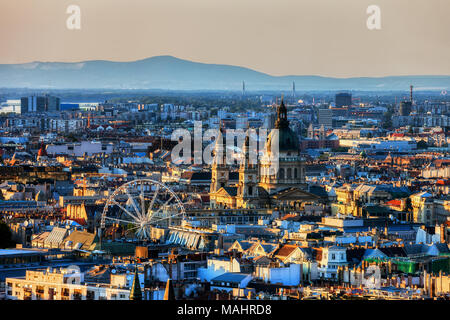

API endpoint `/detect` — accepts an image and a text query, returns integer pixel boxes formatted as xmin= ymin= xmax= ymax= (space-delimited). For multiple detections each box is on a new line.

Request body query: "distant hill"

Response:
xmin=0 ymin=55 xmax=449 ymax=91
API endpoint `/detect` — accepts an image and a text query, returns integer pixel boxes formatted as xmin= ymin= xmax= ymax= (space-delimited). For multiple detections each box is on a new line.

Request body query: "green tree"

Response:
xmin=382 ymin=113 xmax=392 ymax=128
xmin=382 ymin=105 xmax=394 ymax=129
xmin=417 ymin=140 xmax=428 ymax=149
xmin=0 ymin=222 xmax=15 ymax=248
xmin=405 ymin=197 xmax=413 ymax=222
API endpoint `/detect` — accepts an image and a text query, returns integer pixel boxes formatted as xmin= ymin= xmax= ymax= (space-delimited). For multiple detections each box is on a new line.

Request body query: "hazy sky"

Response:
xmin=1 ymin=0 xmax=449 ymax=77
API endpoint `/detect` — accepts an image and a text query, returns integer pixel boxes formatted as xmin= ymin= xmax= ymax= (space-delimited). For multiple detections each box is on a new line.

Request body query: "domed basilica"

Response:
xmin=209 ymin=99 xmax=320 ymax=210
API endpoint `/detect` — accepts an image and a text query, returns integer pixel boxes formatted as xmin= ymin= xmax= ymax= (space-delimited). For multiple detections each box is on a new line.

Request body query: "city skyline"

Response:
xmin=0 ymin=0 xmax=450 ymax=306
xmin=2 ymin=55 xmax=450 ymax=91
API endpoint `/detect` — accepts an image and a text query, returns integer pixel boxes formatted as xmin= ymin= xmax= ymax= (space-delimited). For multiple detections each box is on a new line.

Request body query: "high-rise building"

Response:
xmin=20 ymin=95 xmax=60 ymax=113
xmin=21 ymin=96 xmax=45 ymax=113
xmin=399 ymin=101 xmax=412 ymax=116
xmin=46 ymin=95 xmax=61 ymax=112
xmin=335 ymin=92 xmax=352 ymax=108
xmin=318 ymin=108 xmax=333 ymax=128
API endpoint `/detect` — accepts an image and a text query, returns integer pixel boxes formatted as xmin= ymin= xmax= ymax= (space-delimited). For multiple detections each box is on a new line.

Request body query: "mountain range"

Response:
xmin=0 ymin=55 xmax=449 ymax=91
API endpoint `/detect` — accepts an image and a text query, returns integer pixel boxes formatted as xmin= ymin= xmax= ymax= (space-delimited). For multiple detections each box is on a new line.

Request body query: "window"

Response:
xmin=86 ymin=291 xmax=95 ymax=300
xmin=73 ymin=290 xmax=82 ymax=300
xmin=184 ymin=271 xmax=196 ymax=278
xmin=6 ymin=282 xmax=12 ymax=296
xmin=331 ymin=254 xmax=335 ymax=260
xmin=279 ymin=168 xmax=285 ymax=179
xmin=61 ymin=288 xmax=70 ymax=297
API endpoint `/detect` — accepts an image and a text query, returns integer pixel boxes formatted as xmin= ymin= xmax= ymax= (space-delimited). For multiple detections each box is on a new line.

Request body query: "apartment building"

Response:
xmin=5 ymin=267 xmax=130 ymax=300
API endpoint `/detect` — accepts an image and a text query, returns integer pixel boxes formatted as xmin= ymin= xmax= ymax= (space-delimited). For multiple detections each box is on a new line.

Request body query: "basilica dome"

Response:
xmin=266 ymin=99 xmax=300 ymax=154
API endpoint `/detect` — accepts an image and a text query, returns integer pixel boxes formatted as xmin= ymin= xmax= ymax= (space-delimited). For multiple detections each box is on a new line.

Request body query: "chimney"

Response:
xmin=440 ymin=224 xmax=446 ymax=243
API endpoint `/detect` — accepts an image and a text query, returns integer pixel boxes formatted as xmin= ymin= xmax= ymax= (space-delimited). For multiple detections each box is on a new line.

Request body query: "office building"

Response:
xmin=20 ymin=95 xmax=60 ymax=113
xmin=399 ymin=101 xmax=412 ymax=116
xmin=335 ymin=93 xmax=352 ymax=108
xmin=318 ymin=108 xmax=333 ymax=128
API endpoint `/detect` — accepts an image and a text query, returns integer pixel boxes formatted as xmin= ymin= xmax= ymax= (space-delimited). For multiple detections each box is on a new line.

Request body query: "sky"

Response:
xmin=0 ymin=0 xmax=449 ymax=78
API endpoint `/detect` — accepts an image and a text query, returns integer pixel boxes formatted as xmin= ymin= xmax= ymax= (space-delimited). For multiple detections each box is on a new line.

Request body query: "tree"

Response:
xmin=382 ymin=107 xmax=394 ymax=129
xmin=65 ymin=133 xmax=80 ymax=142
xmin=417 ymin=140 xmax=428 ymax=149
xmin=0 ymin=222 xmax=15 ymax=248
xmin=405 ymin=197 xmax=413 ymax=222
xmin=332 ymin=146 xmax=349 ymax=153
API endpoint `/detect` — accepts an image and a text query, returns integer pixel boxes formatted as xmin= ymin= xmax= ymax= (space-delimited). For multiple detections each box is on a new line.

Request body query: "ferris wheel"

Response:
xmin=100 ymin=179 xmax=186 ymax=240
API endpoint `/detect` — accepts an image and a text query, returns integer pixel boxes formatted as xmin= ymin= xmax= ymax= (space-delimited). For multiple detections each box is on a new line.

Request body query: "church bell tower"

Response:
xmin=237 ymin=130 xmax=259 ymax=208
xmin=210 ymin=124 xmax=229 ymax=193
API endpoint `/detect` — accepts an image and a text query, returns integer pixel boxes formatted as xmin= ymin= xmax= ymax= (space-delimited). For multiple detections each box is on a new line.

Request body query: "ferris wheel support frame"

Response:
xmin=99 ymin=178 xmax=186 ymax=243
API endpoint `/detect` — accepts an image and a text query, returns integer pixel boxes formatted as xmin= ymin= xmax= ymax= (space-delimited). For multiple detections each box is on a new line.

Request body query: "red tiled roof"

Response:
xmin=281 ymin=214 xmax=297 ymax=221
xmin=390 ymin=133 xmax=405 ymax=138
xmin=181 ymin=172 xmax=193 ymax=179
xmin=434 ymin=160 xmax=450 ymax=168
xmin=275 ymin=244 xmax=298 ymax=258
xmin=386 ymin=199 xmax=402 ymax=207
